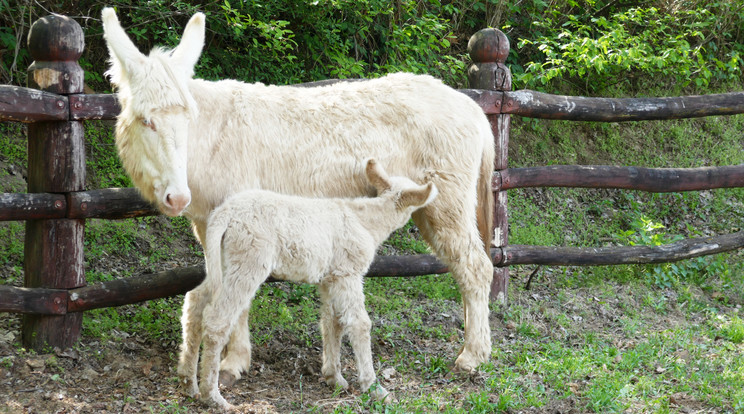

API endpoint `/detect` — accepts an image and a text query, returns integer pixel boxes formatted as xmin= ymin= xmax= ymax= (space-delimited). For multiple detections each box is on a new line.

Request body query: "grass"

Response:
xmin=2 ymin=85 xmax=744 ymax=412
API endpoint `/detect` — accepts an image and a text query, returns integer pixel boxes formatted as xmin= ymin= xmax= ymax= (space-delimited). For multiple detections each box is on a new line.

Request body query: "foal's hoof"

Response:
xmin=202 ymin=396 xmax=235 ymax=412
xmin=219 ymin=370 xmax=239 ymax=388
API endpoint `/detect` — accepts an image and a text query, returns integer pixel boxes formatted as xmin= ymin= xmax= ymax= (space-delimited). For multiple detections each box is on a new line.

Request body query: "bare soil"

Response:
xmin=0 ymin=283 xmax=571 ymax=414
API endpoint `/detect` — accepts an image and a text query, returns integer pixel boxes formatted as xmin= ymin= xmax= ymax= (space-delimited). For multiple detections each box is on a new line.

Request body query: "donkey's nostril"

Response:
xmin=163 ymin=192 xmax=191 ymax=216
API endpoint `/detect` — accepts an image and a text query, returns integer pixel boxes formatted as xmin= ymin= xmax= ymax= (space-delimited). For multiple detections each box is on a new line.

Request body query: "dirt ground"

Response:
xmin=0 ymin=268 xmax=712 ymax=414
xmin=0 ymin=300 xmax=485 ymax=413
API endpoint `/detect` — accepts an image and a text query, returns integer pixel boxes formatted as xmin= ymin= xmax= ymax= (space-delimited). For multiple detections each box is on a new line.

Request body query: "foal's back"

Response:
xmin=212 ymin=190 xmax=376 ymax=285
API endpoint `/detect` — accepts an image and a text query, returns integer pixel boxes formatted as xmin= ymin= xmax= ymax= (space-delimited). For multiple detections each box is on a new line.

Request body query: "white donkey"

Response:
xmin=182 ymin=159 xmax=436 ymax=409
xmin=101 ymin=8 xmax=496 ymax=381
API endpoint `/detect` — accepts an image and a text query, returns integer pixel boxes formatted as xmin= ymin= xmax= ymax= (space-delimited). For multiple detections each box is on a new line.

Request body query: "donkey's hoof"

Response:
xmin=453 ymin=352 xmax=482 ymax=373
xmin=324 ymin=374 xmax=349 ymax=390
xmin=219 ymin=370 xmax=239 ymax=388
xmin=178 ymin=377 xmax=200 ymax=398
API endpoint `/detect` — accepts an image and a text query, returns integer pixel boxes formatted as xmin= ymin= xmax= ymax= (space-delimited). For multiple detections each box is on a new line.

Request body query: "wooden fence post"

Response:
xmin=22 ymin=15 xmax=86 ymax=350
xmin=467 ymin=28 xmax=511 ymax=305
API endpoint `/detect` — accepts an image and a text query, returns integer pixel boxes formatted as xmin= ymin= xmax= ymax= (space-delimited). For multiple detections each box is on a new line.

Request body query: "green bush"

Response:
xmin=511 ymin=2 xmax=744 ymax=93
xmin=0 ymin=0 xmax=471 ymax=88
xmin=2 ymin=1 xmax=743 ymax=93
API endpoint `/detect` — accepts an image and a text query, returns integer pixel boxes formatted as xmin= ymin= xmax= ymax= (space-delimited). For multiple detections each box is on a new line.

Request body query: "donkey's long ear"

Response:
xmin=171 ymin=13 xmax=205 ymax=76
xmin=101 ymin=8 xmax=146 ymax=85
xmin=365 ymin=158 xmax=391 ymax=193
xmin=399 ymin=182 xmax=438 ymax=210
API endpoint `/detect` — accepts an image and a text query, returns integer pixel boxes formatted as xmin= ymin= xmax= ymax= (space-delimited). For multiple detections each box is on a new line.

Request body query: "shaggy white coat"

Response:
xmin=179 ymin=159 xmax=436 ymax=409
xmin=102 ymin=7 xmax=495 ymax=381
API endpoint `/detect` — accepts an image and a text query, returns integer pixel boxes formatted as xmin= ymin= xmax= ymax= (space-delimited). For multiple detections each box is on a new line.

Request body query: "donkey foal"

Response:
xmin=178 ymin=159 xmax=437 ymax=409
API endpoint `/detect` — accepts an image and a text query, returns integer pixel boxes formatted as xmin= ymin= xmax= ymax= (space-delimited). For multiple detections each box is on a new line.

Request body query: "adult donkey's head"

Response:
xmin=102 ymin=7 xmax=204 ymax=216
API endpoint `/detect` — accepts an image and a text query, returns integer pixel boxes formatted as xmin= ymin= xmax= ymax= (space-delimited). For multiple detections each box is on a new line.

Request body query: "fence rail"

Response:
xmin=1 ymin=20 xmax=743 ymax=350
xmin=5 ymin=228 xmax=744 ymax=315
xmin=0 ymin=188 xmax=158 ymax=221
xmin=498 ymin=165 xmax=744 ymax=192
xmin=501 ymin=90 xmax=744 ymax=121
xmin=7 ymin=85 xmax=744 ymax=124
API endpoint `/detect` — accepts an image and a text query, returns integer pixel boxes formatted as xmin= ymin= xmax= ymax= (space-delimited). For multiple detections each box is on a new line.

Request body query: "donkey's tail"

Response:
xmin=476 ymin=134 xmax=495 ymax=258
xmin=204 ymin=213 xmax=230 ymax=298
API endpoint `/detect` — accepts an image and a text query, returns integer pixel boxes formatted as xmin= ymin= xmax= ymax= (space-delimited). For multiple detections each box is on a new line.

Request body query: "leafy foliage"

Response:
xmin=613 ymin=209 xmax=731 ymax=289
xmin=2 ymin=1 xmax=741 ymax=93
xmin=510 ymin=2 xmax=744 ymax=93
xmin=0 ymin=0 xmax=471 ymax=88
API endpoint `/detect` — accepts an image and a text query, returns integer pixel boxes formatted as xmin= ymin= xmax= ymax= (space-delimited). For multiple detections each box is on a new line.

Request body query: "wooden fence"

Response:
xmin=2 ymin=16 xmax=744 ymax=350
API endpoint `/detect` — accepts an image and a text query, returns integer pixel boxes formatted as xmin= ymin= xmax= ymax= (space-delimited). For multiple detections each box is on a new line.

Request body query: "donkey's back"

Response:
xmin=186 ymin=72 xmax=492 ymax=221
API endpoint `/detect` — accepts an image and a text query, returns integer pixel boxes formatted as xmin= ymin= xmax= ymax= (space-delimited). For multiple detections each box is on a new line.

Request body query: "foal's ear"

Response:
xmin=365 ymin=158 xmax=391 ymax=193
xmin=399 ymin=182 xmax=438 ymax=210
xmin=101 ymin=7 xmax=146 ymax=84
xmin=171 ymin=12 xmax=205 ymax=77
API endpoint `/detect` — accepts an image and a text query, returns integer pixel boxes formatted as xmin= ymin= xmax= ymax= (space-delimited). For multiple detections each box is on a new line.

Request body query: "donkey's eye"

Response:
xmin=141 ymin=118 xmax=157 ymax=132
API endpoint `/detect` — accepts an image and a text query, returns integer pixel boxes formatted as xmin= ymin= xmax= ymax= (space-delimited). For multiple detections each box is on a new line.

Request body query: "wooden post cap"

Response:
xmin=468 ymin=28 xmax=509 ymax=64
xmin=27 ymin=14 xmax=84 ymax=62
xmin=27 ymin=14 xmax=84 ymax=93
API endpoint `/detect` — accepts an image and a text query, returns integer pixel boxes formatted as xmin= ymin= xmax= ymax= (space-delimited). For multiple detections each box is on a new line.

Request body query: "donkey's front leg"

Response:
xmin=323 ymin=276 xmax=391 ymax=402
xmin=177 ymin=285 xmax=209 ymax=398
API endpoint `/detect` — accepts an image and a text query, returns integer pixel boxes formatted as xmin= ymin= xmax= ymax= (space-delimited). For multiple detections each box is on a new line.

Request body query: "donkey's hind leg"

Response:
xmin=200 ymin=298 xmax=241 ymax=410
xmin=219 ymin=309 xmax=252 ymax=387
xmin=193 ymin=219 xmax=252 ymax=388
xmin=412 ymin=194 xmax=493 ymax=372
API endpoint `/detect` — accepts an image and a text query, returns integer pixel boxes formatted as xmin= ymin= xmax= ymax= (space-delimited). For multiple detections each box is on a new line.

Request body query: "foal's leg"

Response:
xmin=193 ymin=219 xmax=253 ymax=388
xmin=200 ymin=252 xmax=267 ymax=409
xmin=200 ymin=298 xmax=241 ymax=409
xmin=318 ymin=282 xmax=347 ymax=390
xmin=219 ymin=309 xmax=252 ymax=387
xmin=322 ymin=275 xmax=390 ymax=401
xmin=412 ymin=192 xmax=494 ymax=372
xmin=177 ymin=283 xmax=210 ymax=397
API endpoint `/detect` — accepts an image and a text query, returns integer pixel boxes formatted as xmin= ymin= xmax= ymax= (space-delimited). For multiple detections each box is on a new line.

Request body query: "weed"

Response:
xmin=425 ymin=354 xmax=448 ymax=377
xmin=614 ymin=210 xmax=732 ymax=289
xmin=45 ymin=356 xmax=62 ymax=373
xmin=464 ymin=391 xmax=498 ymax=413
xmin=85 ymin=121 xmax=132 ymax=188
xmin=382 ymin=220 xmax=430 ymax=255
xmin=150 ymin=401 xmax=190 ymax=414
xmin=0 ymin=222 xmax=23 ymax=268
xmin=0 ymin=123 xmax=27 ymax=165
xmin=719 ymin=315 xmax=744 ymax=343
